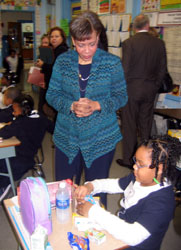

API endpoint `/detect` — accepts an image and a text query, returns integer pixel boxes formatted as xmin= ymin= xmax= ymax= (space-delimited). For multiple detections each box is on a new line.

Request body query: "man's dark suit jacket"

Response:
xmin=122 ymin=32 xmax=167 ymax=101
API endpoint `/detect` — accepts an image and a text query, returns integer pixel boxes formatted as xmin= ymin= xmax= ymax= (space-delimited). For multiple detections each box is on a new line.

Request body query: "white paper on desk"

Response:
xmin=11 ymin=196 xmax=19 ymax=207
xmin=9 ymin=205 xmax=31 ymax=250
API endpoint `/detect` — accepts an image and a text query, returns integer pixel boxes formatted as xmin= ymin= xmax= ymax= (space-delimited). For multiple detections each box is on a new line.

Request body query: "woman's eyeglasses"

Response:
xmin=132 ymin=156 xmax=151 ymax=169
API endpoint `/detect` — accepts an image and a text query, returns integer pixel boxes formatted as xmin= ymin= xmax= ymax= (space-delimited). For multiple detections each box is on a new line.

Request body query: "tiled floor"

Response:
xmin=0 ymin=71 xmax=181 ymax=250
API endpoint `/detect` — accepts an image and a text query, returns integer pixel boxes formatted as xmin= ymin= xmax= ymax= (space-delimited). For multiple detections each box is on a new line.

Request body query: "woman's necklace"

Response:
xmin=78 ymin=64 xmax=91 ymax=93
xmin=78 ymin=72 xmax=90 ymax=81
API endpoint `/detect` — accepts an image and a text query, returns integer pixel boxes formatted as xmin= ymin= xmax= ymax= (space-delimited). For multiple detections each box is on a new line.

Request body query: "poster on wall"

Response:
xmin=98 ymin=0 xmax=110 ymax=14
xmin=72 ymin=1 xmax=81 ymax=17
xmin=0 ymin=11 xmax=2 ymax=49
xmin=141 ymin=0 xmax=160 ymax=12
xmin=160 ymin=0 xmax=181 ymax=10
xmin=111 ymin=0 xmax=125 ymax=14
xmin=89 ymin=0 xmax=98 ymax=13
xmin=158 ymin=11 xmax=181 ymax=25
xmin=81 ymin=0 xmax=89 ymax=11
xmin=144 ymin=12 xmax=159 ymax=26
xmin=164 ymin=26 xmax=181 ymax=86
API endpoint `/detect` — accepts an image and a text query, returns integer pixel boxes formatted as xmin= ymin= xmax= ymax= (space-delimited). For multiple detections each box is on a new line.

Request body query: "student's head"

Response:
xmin=133 ymin=14 xmax=150 ymax=32
xmin=48 ymin=27 xmax=67 ymax=49
xmin=3 ymin=87 xmax=21 ymax=106
xmin=13 ymin=94 xmax=34 ymax=117
xmin=9 ymin=49 xmax=17 ymax=58
xmin=41 ymin=34 xmax=50 ymax=47
xmin=133 ymin=135 xmax=181 ymax=187
xmin=70 ymin=11 xmax=102 ymax=63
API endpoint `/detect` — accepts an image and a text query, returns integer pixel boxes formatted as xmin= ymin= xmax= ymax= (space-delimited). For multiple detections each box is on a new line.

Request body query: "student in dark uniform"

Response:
xmin=0 ymin=94 xmax=54 ymax=200
xmin=75 ymin=135 xmax=181 ymax=250
xmin=0 ymin=86 xmax=21 ymax=123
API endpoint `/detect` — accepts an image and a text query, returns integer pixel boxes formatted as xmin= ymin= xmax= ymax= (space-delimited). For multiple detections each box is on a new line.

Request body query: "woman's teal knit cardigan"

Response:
xmin=46 ymin=48 xmax=128 ymax=168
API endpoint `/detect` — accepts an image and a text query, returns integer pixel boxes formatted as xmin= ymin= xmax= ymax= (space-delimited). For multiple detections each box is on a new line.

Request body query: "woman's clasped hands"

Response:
xmin=72 ymin=98 xmax=100 ymax=117
xmin=74 ymin=182 xmax=94 ymax=217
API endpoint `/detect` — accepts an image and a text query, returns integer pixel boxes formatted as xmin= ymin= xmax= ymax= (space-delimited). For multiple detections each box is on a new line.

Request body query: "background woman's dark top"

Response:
xmin=38 ymin=43 xmax=68 ymax=117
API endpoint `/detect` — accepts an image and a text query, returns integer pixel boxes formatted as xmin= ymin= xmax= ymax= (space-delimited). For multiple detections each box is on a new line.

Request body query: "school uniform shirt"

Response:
xmin=87 ymin=173 xmax=175 ymax=250
xmin=0 ymin=111 xmax=54 ymax=184
xmin=0 ymin=104 xmax=14 ymax=122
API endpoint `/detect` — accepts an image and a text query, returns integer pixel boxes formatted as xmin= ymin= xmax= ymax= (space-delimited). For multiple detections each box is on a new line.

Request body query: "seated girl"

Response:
xmin=0 ymin=94 xmax=54 ymax=200
xmin=74 ymin=135 xmax=181 ymax=250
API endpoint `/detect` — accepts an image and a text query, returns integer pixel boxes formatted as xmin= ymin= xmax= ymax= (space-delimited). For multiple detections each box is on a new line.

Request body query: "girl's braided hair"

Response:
xmin=139 ymin=135 xmax=181 ymax=185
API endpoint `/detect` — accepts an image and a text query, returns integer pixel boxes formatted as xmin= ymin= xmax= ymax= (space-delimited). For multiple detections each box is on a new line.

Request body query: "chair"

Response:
xmin=32 ymin=145 xmax=46 ymax=179
xmin=0 ymin=145 xmax=17 ymax=196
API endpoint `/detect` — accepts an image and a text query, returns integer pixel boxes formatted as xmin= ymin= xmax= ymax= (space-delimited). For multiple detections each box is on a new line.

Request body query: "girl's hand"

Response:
xmin=74 ymin=182 xmax=94 ymax=203
xmin=76 ymin=201 xmax=93 ymax=217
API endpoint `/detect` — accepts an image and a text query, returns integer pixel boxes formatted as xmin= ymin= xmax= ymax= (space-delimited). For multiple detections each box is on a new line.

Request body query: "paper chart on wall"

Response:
xmin=111 ymin=0 xmax=126 ymax=14
xmin=81 ymin=0 xmax=88 ymax=11
xmin=99 ymin=15 xmax=107 ymax=28
xmin=89 ymin=0 xmax=98 ymax=13
xmin=120 ymin=31 xmax=129 ymax=42
xmin=112 ymin=15 xmax=122 ymax=31
xmin=122 ymin=14 xmax=131 ymax=31
xmin=98 ymin=0 xmax=110 ymax=14
xmin=164 ymin=26 xmax=181 ymax=85
xmin=108 ymin=47 xmax=121 ymax=58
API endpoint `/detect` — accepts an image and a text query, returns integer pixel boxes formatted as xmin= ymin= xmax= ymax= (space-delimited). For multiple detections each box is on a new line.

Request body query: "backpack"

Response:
xmin=20 ymin=177 xmax=52 ymax=235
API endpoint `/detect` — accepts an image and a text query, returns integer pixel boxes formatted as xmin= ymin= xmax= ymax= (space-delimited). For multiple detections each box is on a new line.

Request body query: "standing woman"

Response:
xmin=46 ymin=11 xmax=128 ymax=206
xmin=37 ymin=27 xmax=69 ymax=117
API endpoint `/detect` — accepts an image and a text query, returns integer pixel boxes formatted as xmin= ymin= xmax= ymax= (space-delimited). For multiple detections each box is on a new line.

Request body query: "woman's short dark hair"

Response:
xmin=13 ymin=94 xmax=34 ymax=116
xmin=70 ymin=11 xmax=103 ymax=41
xmin=48 ymin=26 xmax=67 ymax=45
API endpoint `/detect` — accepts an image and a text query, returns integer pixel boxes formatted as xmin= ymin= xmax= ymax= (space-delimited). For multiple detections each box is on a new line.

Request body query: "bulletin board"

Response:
xmin=99 ymin=13 xmax=131 ymax=57
xmin=160 ymin=0 xmax=181 ymax=10
xmin=163 ymin=26 xmax=181 ymax=86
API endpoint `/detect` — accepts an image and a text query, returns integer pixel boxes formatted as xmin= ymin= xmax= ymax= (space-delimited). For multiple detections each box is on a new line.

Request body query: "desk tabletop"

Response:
xmin=0 ymin=136 xmax=21 ymax=148
xmin=4 ymin=198 xmax=128 ymax=250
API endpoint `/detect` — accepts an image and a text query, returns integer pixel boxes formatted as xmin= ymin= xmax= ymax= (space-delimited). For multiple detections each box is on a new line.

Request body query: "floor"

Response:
xmin=0 ymin=69 xmax=181 ymax=250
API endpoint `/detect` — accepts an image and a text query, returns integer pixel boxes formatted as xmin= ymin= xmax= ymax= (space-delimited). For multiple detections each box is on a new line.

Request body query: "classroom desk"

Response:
xmin=4 ymin=198 xmax=128 ymax=250
xmin=154 ymin=109 xmax=181 ymax=120
xmin=0 ymin=136 xmax=21 ymax=195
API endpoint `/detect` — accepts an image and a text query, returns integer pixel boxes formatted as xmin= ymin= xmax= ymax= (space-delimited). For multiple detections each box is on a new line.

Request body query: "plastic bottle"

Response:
xmin=56 ymin=181 xmax=70 ymax=223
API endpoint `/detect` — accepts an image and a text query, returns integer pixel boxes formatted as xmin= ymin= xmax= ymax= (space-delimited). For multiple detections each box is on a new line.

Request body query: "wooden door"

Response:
xmin=8 ymin=22 xmax=22 ymax=55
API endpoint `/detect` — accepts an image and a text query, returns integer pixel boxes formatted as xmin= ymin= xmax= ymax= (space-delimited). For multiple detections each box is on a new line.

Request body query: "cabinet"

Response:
xmin=22 ymin=48 xmax=33 ymax=60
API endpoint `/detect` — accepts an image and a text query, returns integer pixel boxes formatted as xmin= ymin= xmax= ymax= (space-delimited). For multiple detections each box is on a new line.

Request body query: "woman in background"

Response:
xmin=37 ymin=27 xmax=69 ymax=118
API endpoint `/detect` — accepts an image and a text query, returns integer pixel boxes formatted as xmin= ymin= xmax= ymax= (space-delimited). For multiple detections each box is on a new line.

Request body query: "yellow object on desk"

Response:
xmin=168 ymin=129 xmax=181 ymax=141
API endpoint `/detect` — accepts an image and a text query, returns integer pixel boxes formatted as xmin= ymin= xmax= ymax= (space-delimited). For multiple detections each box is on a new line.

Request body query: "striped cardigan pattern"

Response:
xmin=46 ymin=48 xmax=128 ymax=168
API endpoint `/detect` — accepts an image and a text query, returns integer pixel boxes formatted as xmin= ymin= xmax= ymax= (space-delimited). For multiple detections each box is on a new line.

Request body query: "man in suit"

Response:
xmin=117 ymin=14 xmax=167 ymax=168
